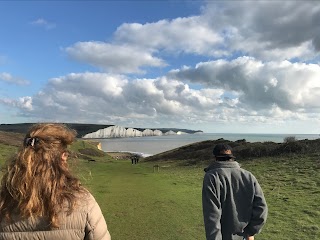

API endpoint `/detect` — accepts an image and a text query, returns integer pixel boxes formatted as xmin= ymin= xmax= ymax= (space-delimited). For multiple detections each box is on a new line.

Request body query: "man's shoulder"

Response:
xmin=204 ymin=162 xmax=257 ymax=179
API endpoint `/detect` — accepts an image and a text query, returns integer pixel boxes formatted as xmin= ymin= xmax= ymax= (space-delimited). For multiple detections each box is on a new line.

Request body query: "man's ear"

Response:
xmin=61 ymin=152 xmax=68 ymax=162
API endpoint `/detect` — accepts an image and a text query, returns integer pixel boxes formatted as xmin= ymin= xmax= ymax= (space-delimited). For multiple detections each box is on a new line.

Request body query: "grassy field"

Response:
xmin=1 ymin=141 xmax=320 ymax=239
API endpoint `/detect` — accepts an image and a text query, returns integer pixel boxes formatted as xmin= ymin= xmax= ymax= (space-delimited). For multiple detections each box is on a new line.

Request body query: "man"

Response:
xmin=202 ymin=143 xmax=268 ymax=240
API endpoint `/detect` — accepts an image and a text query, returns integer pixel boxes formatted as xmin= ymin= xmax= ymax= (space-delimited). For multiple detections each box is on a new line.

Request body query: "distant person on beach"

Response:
xmin=0 ymin=123 xmax=111 ymax=240
xmin=202 ymin=143 xmax=267 ymax=240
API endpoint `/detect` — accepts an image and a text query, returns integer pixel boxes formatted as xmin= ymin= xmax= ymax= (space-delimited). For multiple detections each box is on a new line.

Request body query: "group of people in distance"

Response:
xmin=131 ymin=154 xmax=140 ymax=164
xmin=0 ymin=123 xmax=267 ymax=240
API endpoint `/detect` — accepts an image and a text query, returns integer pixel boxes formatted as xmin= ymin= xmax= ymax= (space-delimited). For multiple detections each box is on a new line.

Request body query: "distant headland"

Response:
xmin=0 ymin=123 xmax=203 ymax=138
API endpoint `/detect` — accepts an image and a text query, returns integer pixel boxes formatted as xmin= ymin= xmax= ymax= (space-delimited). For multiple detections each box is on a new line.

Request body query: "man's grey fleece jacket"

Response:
xmin=202 ymin=161 xmax=268 ymax=240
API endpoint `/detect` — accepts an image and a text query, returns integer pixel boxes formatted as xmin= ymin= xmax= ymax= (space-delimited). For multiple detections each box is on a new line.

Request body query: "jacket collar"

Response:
xmin=204 ymin=160 xmax=240 ymax=172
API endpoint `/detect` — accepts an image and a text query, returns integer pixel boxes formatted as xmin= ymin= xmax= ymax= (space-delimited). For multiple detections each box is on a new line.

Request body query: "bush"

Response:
xmin=283 ymin=136 xmax=297 ymax=143
xmin=277 ymin=141 xmax=307 ymax=154
xmin=233 ymin=141 xmax=278 ymax=159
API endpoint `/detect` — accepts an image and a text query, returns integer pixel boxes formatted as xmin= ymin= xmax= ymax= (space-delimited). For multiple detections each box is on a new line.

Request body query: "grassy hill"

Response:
xmin=145 ymin=137 xmax=320 ymax=163
xmin=0 ymin=123 xmax=113 ymax=137
xmin=0 ymin=131 xmax=24 ymax=147
xmin=0 ymin=132 xmax=319 ymax=239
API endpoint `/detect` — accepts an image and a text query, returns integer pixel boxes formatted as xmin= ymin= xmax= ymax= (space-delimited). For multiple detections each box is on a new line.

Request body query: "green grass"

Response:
xmin=0 ymin=143 xmax=17 ymax=165
xmin=76 ymin=160 xmax=204 ymax=240
xmin=242 ymin=156 xmax=320 ymax=239
xmin=1 ymin=143 xmax=320 ymax=239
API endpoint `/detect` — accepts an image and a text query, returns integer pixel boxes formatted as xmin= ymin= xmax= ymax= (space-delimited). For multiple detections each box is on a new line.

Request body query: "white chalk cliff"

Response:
xmin=164 ymin=130 xmax=176 ymax=135
xmin=82 ymin=125 xmax=185 ymax=139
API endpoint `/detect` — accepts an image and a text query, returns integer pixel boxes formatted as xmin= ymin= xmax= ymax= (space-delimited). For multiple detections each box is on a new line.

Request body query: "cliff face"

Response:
xmin=83 ymin=125 xmax=186 ymax=139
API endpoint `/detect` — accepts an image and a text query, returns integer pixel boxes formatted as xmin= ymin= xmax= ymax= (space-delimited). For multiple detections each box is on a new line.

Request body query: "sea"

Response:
xmin=99 ymin=133 xmax=320 ymax=157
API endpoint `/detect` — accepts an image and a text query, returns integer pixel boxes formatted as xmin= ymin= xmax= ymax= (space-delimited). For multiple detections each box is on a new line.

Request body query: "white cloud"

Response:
xmin=114 ymin=16 xmax=223 ymax=55
xmin=169 ymin=57 xmax=320 ymax=112
xmin=30 ymin=18 xmax=56 ymax=30
xmin=66 ymin=42 xmax=166 ymax=74
xmin=3 ymin=72 xmax=228 ymax=126
xmin=19 ymin=96 xmax=33 ymax=110
xmin=203 ymin=1 xmax=320 ymax=60
xmin=0 ymin=72 xmax=30 ymax=85
xmin=0 ymin=96 xmax=32 ymax=110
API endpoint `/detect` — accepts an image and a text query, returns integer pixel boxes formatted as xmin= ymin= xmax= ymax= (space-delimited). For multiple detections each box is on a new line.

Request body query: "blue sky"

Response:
xmin=1 ymin=1 xmax=320 ymax=134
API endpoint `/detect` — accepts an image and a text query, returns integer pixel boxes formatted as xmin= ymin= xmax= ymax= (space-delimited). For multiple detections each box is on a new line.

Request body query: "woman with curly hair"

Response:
xmin=0 ymin=123 xmax=111 ymax=240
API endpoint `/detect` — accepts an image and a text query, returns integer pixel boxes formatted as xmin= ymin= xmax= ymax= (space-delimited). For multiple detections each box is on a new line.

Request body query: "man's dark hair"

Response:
xmin=213 ymin=143 xmax=235 ymax=161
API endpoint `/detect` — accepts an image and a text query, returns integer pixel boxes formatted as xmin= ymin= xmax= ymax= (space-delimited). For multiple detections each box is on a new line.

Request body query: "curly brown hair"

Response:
xmin=0 ymin=123 xmax=85 ymax=227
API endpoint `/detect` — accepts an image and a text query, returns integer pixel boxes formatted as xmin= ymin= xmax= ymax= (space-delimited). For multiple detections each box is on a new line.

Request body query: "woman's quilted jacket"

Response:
xmin=0 ymin=192 xmax=111 ymax=240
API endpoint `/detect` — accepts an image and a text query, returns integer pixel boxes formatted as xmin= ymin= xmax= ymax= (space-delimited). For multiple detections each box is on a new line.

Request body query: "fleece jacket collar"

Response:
xmin=204 ymin=161 xmax=240 ymax=172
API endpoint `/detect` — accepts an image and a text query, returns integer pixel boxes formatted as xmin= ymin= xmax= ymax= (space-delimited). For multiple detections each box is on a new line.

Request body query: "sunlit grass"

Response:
xmin=77 ymin=160 xmax=204 ymax=240
xmin=242 ymin=156 xmax=320 ymax=239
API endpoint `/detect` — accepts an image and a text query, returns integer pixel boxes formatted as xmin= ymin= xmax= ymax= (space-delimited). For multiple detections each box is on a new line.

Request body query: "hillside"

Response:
xmin=0 ymin=131 xmax=24 ymax=147
xmin=0 ymin=123 xmax=113 ymax=137
xmin=0 ymin=131 xmax=115 ymax=163
xmin=145 ymin=137 xmax=320 ymax=163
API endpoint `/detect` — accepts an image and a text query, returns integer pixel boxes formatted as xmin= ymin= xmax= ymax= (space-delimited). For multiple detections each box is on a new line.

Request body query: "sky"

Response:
xmin=0 ymin=1 xmax=320 ymax=134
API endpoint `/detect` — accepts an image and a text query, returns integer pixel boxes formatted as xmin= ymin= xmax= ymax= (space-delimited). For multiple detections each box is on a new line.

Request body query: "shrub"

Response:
xmin=283 ymin=136 xmax=297 ymax=143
